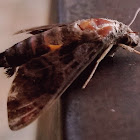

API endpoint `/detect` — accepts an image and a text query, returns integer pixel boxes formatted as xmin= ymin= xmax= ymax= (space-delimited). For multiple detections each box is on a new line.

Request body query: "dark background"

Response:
xmin=58 ymin=0 xmax=140 ymax=140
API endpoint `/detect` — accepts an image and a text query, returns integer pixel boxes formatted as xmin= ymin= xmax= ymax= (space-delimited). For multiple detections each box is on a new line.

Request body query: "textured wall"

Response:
xmin=58 ymin=0 xmax=140 ymax=140
xmin=0 ymin=1 xmax=53 ymax=140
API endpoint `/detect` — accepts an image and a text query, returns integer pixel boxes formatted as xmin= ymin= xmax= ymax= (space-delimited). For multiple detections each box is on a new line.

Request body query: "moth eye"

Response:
xmin=119 ymin=35 xmax=131 ymax=44
xmin=120 ymin=36 xmax=129 ymax=44
xmin=119 ymin=35 xmax=137 ymax=47
xmin=131 ymin=41 xmax=137 ymax=47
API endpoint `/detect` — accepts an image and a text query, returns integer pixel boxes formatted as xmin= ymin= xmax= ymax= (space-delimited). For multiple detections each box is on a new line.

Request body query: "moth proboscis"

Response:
xmin=0 ymin=8 xmax=140 ymax=130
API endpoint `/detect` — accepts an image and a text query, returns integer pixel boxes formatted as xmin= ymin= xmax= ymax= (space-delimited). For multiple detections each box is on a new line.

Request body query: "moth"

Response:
xmin=1 ymin=9 xmax=140 ymax=130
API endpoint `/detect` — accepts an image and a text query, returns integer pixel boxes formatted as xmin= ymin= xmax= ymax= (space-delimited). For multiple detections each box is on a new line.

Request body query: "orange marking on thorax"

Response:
xmin=97 ymin=26 xmax=113 ymax=37
xmin=79 ymin=20 xmax=95 ymax=31
xmin=48 ymin=44 xmax=62 ymax=51
xmin=93 ymin=18 xmax=112 ymax=26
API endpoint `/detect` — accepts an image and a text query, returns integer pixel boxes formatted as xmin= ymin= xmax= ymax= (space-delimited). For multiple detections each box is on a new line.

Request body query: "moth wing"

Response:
xmin=14 ymin=24 xmax=66 ymax=35
xmin=7 ymin=41 xmax=106 ymax=130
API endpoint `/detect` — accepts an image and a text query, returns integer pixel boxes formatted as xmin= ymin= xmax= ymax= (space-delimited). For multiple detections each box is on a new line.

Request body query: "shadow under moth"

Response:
xmin=1 ymin=8 xmax=140 ymax=130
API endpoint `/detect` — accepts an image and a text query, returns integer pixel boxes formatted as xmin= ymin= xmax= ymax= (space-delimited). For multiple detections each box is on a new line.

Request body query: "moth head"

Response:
xmin=119 ymin=29 xmax=140 ymax=48
xmin=114 ymin=8 xmax=140 ymax=50
xmin=116 ymin=8 xmax=140 ymax=55
xmin=124 ymin=8 xmax=140 ymax=48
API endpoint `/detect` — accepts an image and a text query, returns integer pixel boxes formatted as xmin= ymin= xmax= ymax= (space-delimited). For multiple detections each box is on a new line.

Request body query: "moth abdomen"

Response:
xmin=4 ymin=34 xmax=51 ymax=67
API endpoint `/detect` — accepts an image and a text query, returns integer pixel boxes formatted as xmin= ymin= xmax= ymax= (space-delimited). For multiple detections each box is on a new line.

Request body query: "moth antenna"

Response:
xmin=128 ymin=8 xmax=140 ymax=27
xmin=82 ymin=44 xmax=113 ymax=89
xmin=119 ymin=44 xmax=140 ymax=55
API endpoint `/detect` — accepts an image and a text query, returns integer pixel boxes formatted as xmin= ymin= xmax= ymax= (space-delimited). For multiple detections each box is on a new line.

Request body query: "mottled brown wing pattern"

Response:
xmin=7 ymin=41 xmax=105 ymax=130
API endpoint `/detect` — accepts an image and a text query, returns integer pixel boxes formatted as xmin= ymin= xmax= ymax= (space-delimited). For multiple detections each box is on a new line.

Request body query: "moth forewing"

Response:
xmin=7 ymin=40 xmax=106 ymax=130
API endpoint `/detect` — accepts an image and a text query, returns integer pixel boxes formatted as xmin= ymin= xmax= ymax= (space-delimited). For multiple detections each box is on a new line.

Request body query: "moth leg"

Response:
xmin=119 ymin=44 xmax=140 ymax=55
xmin=82 ymin=44 xmax=113 ymax=89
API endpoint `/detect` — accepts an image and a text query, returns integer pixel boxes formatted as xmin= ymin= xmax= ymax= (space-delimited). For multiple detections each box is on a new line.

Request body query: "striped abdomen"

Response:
xmin=3 ymin=29 xmax=62 ymax=67
xmin=0 ymin=24 xmax=84 ymax=69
